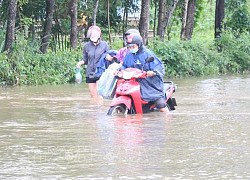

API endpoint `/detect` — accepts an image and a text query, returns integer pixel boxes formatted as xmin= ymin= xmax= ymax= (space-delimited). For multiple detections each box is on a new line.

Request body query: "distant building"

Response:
xmin=116 ymin=1 xmax=154 ymax=38
xmin=117 ymin=0 xmax=141 ymax=28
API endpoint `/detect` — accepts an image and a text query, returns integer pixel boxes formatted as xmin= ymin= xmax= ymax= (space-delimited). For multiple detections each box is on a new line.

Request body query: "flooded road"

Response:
xmin=0 ymin=75 xmax=250 ymax=179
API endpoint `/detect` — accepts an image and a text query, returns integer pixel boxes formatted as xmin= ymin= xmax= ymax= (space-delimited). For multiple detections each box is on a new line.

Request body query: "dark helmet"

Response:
xmin=126 ymin=33 xmax=143 ymax=47
xmin=124 ymin=28 xmax=140 ymax=37
xmin=124 ymin=29 xmax=140 ymax=46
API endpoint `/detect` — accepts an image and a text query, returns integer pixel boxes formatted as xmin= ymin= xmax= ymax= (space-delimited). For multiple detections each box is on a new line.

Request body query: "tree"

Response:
xmin=225 ymin=0 xmax=249 ymax=37
xmin=107 ymin=0 xmax=112 ymax=47
xmin=121 ymin=0 xmax=130 ymax=36
xmin=157 ymin=0 xmax=166 ymax=39
xmin=215 ymin=0 xmax=224 ymax=38
xmin=69 ymin=0 xmax=78 ymax=49
xmin=180 ymin=0 xmax=196 ymax=40
xmin=40 ymin=0 xmax=55 ymax=53
xmin=92 ymin=0 xmax=99 ymax=25
xmin=152 ymin=0 xmax=158 ymax=37
xmin=3 ymin=0 xmax=17 ymax=53
xmin=139 ymin=0 xmax=150 ymax=45
xmin=163 ymin=0 xmax=179 ymax=39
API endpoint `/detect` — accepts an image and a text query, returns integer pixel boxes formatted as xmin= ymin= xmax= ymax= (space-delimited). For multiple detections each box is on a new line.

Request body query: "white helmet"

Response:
xmin=87 ymin=25 xmax=101 ymax=42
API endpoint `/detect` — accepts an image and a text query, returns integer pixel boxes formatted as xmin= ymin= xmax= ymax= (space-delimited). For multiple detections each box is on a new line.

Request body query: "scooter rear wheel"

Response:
xmin=107 ymin=104 xmax=128 ymax=116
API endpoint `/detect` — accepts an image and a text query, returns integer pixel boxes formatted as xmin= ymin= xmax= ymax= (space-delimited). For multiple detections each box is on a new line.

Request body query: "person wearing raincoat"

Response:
xmin=121 ymin=33 xmax=167 ymax=112
xmin=105 ymin=29 xmax=140 ymax=64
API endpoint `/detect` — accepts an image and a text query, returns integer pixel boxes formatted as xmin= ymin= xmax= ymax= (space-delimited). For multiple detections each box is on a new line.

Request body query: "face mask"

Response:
xmin=90 ymin=37 xmax=100 ymax=45
xmin=92 ymin=41 xmax=98 ymax=46
xmin=130 ymin=48 xmax=138 ymax=54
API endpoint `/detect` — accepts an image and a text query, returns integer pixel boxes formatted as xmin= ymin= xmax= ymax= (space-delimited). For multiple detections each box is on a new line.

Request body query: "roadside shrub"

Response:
xmin=0 ymin=34 xmax=81 ymax=86
xmin=149 ymin=39 xmax=219 ymax=77
xmin=1 ymin=30 xmax=249 ymax=86
xmin=0 ymin=28 xmax=5 ymax=51
xmin=149 ymin=32 xmax=249 ymax=78
xmin=14 ymin=51 xmax=80 ymax=85
xmin=215 ymin=31 xmax=250 ymax=73
xmin=0 ymin=52 xmax=17 ymax=86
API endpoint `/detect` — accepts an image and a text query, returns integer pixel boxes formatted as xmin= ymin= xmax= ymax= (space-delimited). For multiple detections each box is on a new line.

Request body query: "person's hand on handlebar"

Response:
xmin=146 ymin=71 xmax=156 ymax=77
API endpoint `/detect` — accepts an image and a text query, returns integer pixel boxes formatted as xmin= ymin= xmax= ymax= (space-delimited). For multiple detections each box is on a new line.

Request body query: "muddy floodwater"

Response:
xmin=0 ymin=75 xmax=250 ymax=179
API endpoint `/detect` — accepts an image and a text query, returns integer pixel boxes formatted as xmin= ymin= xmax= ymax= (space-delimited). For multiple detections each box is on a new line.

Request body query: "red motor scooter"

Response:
xmin=107 ymin=57 xmax=177 ymax=116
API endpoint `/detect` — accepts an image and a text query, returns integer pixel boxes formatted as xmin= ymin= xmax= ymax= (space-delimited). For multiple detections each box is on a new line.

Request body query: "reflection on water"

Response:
xmin=0 ymin=75 xmax=250 ymax=179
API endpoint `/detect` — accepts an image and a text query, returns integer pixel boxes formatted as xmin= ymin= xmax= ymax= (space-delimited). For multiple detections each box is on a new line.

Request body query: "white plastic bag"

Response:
xmin=97 ymin=62 xmax=121 ymax=99
xmin=75 ymin=68 xmax=82 ymax=84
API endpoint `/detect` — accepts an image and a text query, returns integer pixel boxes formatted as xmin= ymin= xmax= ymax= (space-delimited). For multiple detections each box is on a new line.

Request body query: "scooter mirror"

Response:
xmin=142 ymin=56 xmax=154 ymax=71
xmin=146 ymin=56 xmax=154 ymax=63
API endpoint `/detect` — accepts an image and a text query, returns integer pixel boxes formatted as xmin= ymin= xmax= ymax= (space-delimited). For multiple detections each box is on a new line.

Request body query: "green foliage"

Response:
xmin=1 ymin=29 xmax=250 ymax=87
xmin=0 ymin=0 xmax=9 ymax=22
xmin=215 ymin=31 xmax=250 ymax=73
xmin=225 ymin=0 xmax=250 ymax=37
xmin=19 ymin=0 xmax=29 ymax=6
xmin=149 ymin=39 xmax=218 ymax=77
xmin=195 ymin=0 xmax=206 ymax=25
xmin=0 ymin=52 xmax=16 ymax=86
xmin=109 ymin=37 xmax=124 ymax=50
xmin=148 ymin=31 xmax=250 ymax=78
xmin=59 ymin=17 xmax=71 ymax=35
xmin=96 ymin=2 xmax=122 ymax=30
xmin=0 ymin=33 xmax=81 ymax=86
xmin=0 ymin=27 xmax=5 ymax=51
xmin=19 ymin=0 xmax=46 ymax=20
xmin=1 ymin=0 xmax=250 ymax=86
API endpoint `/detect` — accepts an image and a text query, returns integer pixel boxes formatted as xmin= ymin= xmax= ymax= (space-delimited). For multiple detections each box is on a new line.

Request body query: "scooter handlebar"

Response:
xmin=116 ymin=68 xmax=147 ymax=80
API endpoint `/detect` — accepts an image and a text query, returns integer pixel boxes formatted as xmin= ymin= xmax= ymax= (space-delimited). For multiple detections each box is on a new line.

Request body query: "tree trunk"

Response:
xmin=180 ymin=0 xmax=188 ymax=40
xmin=157 ymin=0 xmax=166 ymax=39
xmin=122 ymin=0 xmax=129 ymax=46
xmin=92 ymin=0 xmax=99 ymax=25
xmin=40 ymin=0 xmax=55 ymax=53
xmin=215 ymin=0 xmax=224 ymax=38
xmin=107 ymin=0 xmax=112 ymax=48
xmin=139 ymin=0 xmax=150 ymax=45
xmin=3 ymin=0 xmax=17 ymax=53
xmin=153 ymin=0 xmax=157 ymax=37
xmin=69 ymin=0 xmax=78 ymax=49
xmin=180 ymin=0 xmax=195 ymax=40
xmin=122 ymin=1 xmax=129 ymax=36
xmin=163 ymin=0 xmax=179 ymax=39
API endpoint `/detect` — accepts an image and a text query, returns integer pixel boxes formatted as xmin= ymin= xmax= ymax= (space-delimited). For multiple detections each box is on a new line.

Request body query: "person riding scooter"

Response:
xmin=105 ymin=28 xmax=140 ymax=64
xmin=120 ymin=33 xmax=167 ymax=112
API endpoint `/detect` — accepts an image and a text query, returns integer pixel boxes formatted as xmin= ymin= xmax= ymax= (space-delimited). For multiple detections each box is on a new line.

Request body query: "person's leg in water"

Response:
xmin=88 ymin=83 xmax=103 ymax=104
xmin=155 ymin=97 xmax=168 ymax=112
xmin=88 ymin=83 xmax=98 ymax=98
xmin=86 ymin=77 xmax=103 ymax=104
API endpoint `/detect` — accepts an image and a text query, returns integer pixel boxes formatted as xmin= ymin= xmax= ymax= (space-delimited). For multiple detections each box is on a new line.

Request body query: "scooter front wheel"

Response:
xmin=107 ymin=104 xmax=128 ymax=116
